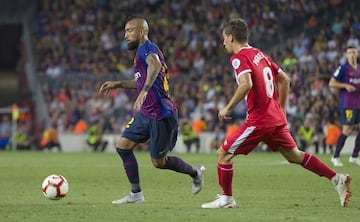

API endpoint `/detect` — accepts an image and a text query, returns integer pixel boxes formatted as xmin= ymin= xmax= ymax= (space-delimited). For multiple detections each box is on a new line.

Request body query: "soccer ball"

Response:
xmin=41 ymin=174 xmax=69 ymax=200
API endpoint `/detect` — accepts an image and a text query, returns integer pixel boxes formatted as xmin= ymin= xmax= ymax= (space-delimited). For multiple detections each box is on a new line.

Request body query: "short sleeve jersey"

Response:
xmin=230 ymin=46 xmax=287 ymax=127
xmin=332 ymin=63 xmax=360 ymax=109
xmin=134 ymin=40 xmax=177 ymax=120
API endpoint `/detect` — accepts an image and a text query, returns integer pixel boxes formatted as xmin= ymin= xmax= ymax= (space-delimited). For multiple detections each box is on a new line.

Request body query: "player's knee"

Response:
xmin=216 ymin=148 xmax=224 ymax=158
xmin=281 ymin=148 xmax=304 ymax=164
xmin=151 ymin=158 xmax=166 ymax=168
xmin=342 ymin=128 xmax=353 ymax=136
xmin=216 ymin=147 xmax=233 ymax=163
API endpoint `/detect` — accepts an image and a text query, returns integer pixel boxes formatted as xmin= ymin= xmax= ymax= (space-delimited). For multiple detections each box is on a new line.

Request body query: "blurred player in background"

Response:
xmin=201 ymin=18 xmax=351 ymax=208
xmin=329 ymin=46 xmax=360 ymax=167
xmin=99 ymin=17 xmax=205 ymax=204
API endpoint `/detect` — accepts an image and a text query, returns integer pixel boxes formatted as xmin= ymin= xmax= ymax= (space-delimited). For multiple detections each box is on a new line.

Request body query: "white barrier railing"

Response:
xmin=58 ymin=133 xmax=213 ymax=153
xmin=58 ymin=133 xmax=356 ymax=154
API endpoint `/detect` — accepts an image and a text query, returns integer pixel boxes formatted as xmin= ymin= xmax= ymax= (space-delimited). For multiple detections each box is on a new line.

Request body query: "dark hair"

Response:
xmin=345 ymin=45 xmax=357 ymax=51
xmin=223 ymin=18 xmax=248 ymax=43
xmin=126 ymin=15 xmax=146 ymax=22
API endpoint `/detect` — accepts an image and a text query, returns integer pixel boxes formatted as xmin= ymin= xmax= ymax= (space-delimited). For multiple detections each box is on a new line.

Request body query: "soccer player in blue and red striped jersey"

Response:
xmin=201 ymin=18 xmax=351 ymax=208
xmin=99 ymin=17 xmax=205 ymax=204
xmin=329 ymin=46 xmax=360 ymax=167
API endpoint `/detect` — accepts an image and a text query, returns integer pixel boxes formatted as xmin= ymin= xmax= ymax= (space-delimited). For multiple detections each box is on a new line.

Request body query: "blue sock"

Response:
xmin=352 ymin=132 xmax=360 ymax=158
xmin=116 ymin=148 xmax=141 ymax=193
xmin=163 ymin=156 xmax=197 ymax=178
xmin=334 ymin=134 xmax=347 ymax=158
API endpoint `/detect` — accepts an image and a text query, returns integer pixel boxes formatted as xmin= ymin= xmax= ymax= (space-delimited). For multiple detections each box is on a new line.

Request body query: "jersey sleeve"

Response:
xmin=265 ymin=54 xmax=281 ymax=75
xmin=332 ymin=65 xmax=345 ymax=82
xmin=230 ymin=54 xmax=251 ymax=78
xmin=141 ymin=43 xmax=158 ymax=61
xmin=270 ymin=59 xmax=281 ymax=74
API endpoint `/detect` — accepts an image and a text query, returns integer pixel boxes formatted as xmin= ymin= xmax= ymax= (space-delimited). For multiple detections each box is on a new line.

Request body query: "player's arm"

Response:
xmin=275 ymin=70 xmax=291 ymax=110
xmin=117 ymin=80 xmax=137 ymax=89
xmin=227 ymin=72 xmax=252 ymax=110
xmin=142 ymin=53 xmax=162 ymax=92
xmin=329 ymin=77 xmax=356 ymax=92
xmin=219 ymin=72 xmax=252 ymax=120
xmin=133 ymin=53 xmax=161 ymax=111
xmin=99 ymin=80 xmax=136 ymax=96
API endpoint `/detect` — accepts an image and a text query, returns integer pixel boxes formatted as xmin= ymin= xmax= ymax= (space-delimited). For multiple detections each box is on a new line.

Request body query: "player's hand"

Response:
xmin=344 ymin=84 xmax=356 ymax=92
xmin=218 ymin=107 xmax=232 ymax=121
xmin=99 ymin=81 xmax=116 ymax=96
xmin=133 ymin=90 xmax=148 ymax=111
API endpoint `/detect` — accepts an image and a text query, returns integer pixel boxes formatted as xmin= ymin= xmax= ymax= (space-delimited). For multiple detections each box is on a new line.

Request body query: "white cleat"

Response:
xmin=349 ymin=157 xmax=360 ymax=166
xmin=331 ymin=157 xmax=343 ymax=167
xmin=331 ymin=174 xmax=351 ymax=207
xmin=201 ymin=195 xmax=237 ymax=209
xmin=192 ymin=165 xmax=206 ymax=194
xmin=112 ymin=191 xmax=144 ymax=204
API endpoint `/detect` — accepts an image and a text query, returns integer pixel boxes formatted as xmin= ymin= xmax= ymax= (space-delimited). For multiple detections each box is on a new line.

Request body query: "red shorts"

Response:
xmin=222 ymin=123 xmax=296 ymax=155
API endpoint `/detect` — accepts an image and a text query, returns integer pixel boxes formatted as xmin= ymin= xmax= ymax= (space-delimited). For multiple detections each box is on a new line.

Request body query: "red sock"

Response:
xmin=217 ymin=164 xmax=223 ymax=188
xmin=218 ymin=163 xmax=233 ymax=196
xmin=301 ymin=153 xmax=336 ymax=180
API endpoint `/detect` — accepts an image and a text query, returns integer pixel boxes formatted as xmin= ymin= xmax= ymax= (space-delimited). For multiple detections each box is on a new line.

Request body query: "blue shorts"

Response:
xmin=121 ymin=112 xmax=178 ymax=159
xmin=339 ymin=109 xmax=360 ymax=125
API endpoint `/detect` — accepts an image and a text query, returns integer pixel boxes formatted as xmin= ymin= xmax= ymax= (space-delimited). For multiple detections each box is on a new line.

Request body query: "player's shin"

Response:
xmin=334 ymin=134 xmax=347 ymax=157
xmin=351 ymin=132 xmax=360 ymax=157
xmin=218 ymin=163 xmax=233 ymax=196
xmin=301 ymin=153 xmax=336 ymax=180
xmin=163 ymin=156 xmax=197 ymax=177
xmin=116 ymin=148 xmax=141 ymax=193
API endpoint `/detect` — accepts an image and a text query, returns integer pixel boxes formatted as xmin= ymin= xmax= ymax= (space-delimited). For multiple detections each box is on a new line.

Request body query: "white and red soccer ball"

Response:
xmin=41 ymin=174 xmax=69 ymax=200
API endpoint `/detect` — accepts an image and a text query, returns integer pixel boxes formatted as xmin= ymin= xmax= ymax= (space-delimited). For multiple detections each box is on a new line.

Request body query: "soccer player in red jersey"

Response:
xmin=99 ymin=17 xmax=205 ymax=204
xmin=201 ymin=18 xmax=351 ymax=208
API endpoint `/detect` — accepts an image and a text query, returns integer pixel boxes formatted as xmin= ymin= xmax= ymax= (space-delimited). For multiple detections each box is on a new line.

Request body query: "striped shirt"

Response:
xmin=134 ymin=40 xmax=177 ymax=119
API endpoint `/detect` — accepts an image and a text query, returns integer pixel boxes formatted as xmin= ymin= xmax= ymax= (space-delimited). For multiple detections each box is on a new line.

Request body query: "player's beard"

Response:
xmin=128 ymin=39 xmax=140 ymax=50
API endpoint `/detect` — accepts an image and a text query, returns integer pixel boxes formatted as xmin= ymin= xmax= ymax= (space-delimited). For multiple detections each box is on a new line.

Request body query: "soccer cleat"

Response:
xmin=201 ymin=194 xmax=237 ymax=208
xmin=331 ymin=157 xmax=343 ymax=167
xmin=112 ymin=191 xmax=144 ymax=204
xmin=331 ymin=174 xmax=351 ymax=207
xmin=349 ymin=157 xmax=360 ymax=166
xmin=192 ymin=165 xmax=206 ymax=194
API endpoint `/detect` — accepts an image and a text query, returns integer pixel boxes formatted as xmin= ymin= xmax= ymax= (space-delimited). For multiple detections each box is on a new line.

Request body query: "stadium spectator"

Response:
xmin=297 ymin=117 xmax=316 ymax=152
xmin=192 ymin=117 xmax=207 ymax=135
xmin=209 ymin=125 xmax=225 ymax=152
xmin=201 ymin=18 xmax=351 ymax=209
xmin=0 ymin=115 xmax=11 ymax=150
xmin=86 ymin=118 xmax=108 ymax=152
xmin=329 ymin=46 xmax=360 ymax=167
xmin=15 ymin=124 xmax=31 ymax=151
xmin=181 ymin=120 xmax=200 ymax=153
xmin=324 ymin=119 xmax=342 ymax=155
xmin=40 ymin=124 xmax=62 ymax=152
xmin=98 ymin=18 xmax=205 ymax=204
xmin=72 ymin=116 xmax=88 ymax=134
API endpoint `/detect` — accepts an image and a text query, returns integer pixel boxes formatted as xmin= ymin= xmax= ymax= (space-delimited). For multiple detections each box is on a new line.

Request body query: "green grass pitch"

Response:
xmin=0 ymin=151 xmax=359 ymax=222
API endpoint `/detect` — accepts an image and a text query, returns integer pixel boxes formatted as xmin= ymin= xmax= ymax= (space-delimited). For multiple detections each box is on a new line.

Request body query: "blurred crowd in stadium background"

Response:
xmin=1 ymin=0 xmax=359 ymax=152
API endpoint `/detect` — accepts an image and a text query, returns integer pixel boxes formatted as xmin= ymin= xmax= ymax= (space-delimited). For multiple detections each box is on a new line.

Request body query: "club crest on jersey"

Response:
xmin=232 ymin=58 xmax=240 ymax=69
xmin=134 ymin=72 xmax=141 ymax=81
